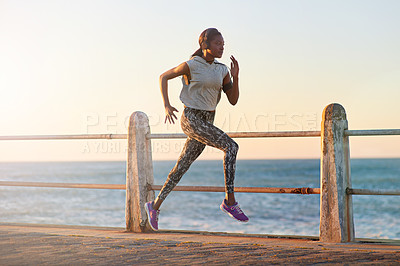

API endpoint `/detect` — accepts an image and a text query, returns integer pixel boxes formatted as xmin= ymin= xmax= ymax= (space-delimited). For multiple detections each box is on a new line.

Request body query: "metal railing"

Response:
xmin=2 ymin=128 xmax=399 ymax=196
xmin=0 ymin=134 xmax=126 ymax=141
xmin=343 ymin=129 xmax=400 ymax=196
xmin=0 ymin=130 xmax=322 ymax=194
xmin=1 ymin=103 xmax=399 ymax=243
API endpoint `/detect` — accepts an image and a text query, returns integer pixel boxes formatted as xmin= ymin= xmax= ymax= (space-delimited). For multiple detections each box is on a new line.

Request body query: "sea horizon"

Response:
xmin=1 ymin=157 xmax=400 ymax=163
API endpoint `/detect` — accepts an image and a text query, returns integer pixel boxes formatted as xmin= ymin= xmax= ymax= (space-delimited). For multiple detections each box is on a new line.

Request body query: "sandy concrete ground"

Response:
xmin=0 ymin=223 xmax=399 ymax=265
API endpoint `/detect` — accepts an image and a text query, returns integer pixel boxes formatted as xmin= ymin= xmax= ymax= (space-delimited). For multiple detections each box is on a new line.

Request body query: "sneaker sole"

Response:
xmin=220 ymin=205 xmax=249 ymax=223
xmin=144 ymin=203 xmax=158 ymax=231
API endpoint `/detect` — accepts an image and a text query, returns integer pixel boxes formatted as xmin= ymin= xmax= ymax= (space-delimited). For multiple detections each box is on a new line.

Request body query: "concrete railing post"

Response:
xmin=126 ymin=111 xmax=155 ymax=232
xmin=320 ymin=103 xmax=354 ymax=242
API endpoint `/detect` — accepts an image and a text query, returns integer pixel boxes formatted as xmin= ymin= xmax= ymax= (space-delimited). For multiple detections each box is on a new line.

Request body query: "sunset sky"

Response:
xmin=1 ymin=0 xmax=399 ymax=161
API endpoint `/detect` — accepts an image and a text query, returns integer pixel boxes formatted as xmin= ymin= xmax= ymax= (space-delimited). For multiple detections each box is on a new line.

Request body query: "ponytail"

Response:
xmin=191 ymin=48 xmax=203 ymax=58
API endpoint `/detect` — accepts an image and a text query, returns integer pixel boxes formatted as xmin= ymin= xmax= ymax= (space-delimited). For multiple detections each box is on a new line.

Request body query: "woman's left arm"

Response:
xmin=224 ymin=55 xmax=239 ymax=105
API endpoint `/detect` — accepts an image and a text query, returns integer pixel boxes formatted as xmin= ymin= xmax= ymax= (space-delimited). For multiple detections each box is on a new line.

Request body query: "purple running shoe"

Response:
xmin=220 ymin=199 xmax=249 ymax=222
xmin=145 ymin=201 xmax=160 ymax=231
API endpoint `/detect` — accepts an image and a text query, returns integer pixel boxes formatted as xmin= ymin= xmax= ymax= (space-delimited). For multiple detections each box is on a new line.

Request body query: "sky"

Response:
xmin=0 ymin=0 xmax=400 ymax=161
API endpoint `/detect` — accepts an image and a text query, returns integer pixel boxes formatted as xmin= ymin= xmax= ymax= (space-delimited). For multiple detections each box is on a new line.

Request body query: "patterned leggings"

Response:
xmin=156 ymin=107 xmax=239 ymax=201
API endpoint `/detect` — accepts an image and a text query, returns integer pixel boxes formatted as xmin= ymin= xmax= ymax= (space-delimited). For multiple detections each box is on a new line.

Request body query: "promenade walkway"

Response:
xmin=1 ymin=223 xmax=399 ymax=265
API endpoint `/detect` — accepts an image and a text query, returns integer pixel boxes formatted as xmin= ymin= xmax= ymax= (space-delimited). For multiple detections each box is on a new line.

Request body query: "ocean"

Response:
xmin=0 ymin=159 xmax=399 ymax=240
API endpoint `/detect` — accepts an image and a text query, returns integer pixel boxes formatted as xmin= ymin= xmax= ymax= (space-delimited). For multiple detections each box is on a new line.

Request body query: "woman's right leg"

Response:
xmin=153 ymin=136 xmax=206 ymax=210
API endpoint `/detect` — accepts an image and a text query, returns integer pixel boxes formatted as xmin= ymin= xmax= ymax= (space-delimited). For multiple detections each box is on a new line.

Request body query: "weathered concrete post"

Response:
xmin=320 ymin=103 xmax=354 ymax=242
xmin=126 ymin=111 xmax=155 ymax=232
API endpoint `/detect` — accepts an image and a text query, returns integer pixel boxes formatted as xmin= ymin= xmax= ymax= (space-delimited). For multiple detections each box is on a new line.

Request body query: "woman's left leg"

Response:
xmin=181 ymin=109 xmax=238 ymax=203
xmin=181 ymin=109 xmax=248 ymax=222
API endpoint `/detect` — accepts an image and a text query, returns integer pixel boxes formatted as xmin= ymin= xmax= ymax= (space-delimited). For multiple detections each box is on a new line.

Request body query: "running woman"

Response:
xmin=145 ymin=28 xmax=249 ymax=231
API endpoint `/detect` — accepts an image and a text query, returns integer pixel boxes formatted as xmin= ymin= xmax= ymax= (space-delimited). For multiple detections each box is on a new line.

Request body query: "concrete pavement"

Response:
xmin=1 ymin=223 xmax=399 ymax=265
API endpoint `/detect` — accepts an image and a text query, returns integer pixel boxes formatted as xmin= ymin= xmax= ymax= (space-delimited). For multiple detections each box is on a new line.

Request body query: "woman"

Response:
xmin=145 ymin=28 xmax=248 ymax=231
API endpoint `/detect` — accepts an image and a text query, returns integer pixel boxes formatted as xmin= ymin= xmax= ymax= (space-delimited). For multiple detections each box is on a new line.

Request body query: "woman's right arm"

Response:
xmin=159 ymin=62 xmax=190 ymax=124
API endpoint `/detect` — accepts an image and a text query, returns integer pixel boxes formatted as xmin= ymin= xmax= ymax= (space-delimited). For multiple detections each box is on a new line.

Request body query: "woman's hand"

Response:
xmin=159 ymin=62 xmax=189 ymax=124
xmin=224 ymin=55 xmax=240 ymax=105
xmin=164 ymin=105 xmax=179 ymax=124
xmin=230 ymin=55 xmax=239 ymax=78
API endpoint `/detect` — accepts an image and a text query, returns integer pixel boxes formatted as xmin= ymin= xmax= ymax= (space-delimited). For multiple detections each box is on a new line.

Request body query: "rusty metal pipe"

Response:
xmin=149 ymin=185 xmax=320 ymax=194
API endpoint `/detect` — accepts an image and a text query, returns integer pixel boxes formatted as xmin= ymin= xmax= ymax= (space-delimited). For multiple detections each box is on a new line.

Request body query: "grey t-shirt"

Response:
xmin=179 ymin=56 xmax=229 ymax=111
